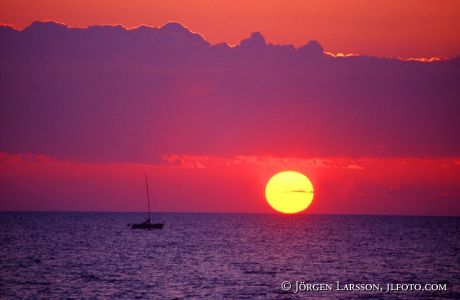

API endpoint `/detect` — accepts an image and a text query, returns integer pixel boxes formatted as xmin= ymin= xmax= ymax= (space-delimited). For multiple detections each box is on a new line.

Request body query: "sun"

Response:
xmin=265 ymin=171 xmax=314 ymax=214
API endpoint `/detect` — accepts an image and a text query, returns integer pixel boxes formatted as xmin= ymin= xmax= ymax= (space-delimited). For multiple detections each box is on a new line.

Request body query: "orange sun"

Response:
xmin=265 ymin=171 xmax=314 ymax=214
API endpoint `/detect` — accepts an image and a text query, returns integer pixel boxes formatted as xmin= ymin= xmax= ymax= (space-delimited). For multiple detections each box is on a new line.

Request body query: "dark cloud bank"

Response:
xmin=1 ymin=21 xmax=459 ymax=163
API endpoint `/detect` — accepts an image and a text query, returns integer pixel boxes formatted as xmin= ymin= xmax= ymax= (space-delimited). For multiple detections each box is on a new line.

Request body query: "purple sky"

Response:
xmin=0 ymin=22 xmax=459 ymax=215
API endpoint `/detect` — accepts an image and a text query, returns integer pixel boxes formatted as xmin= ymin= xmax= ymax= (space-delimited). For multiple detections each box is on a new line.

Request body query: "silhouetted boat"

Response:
xmin=131 ymin=175 xmax=164 ymax=230
xmin=131 ymin=221 xmax=163 ymax=229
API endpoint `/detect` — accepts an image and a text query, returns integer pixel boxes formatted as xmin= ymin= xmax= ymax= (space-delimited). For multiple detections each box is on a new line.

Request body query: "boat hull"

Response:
xmin=131 ymin=223 xmax=164 ymax=229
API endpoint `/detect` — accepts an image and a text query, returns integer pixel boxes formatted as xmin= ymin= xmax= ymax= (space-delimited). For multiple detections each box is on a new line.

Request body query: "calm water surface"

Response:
xmin=0 ymin=212 xmax=459 ymax=299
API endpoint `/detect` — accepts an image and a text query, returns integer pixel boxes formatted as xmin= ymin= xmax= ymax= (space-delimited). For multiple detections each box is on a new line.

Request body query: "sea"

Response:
xmin=0 ymin=212 xmax=459 ymax=299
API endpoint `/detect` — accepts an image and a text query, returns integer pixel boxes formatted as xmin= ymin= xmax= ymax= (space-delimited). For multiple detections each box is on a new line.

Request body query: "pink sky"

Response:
xmin=1 ymin=153 xmax=459 ymax=215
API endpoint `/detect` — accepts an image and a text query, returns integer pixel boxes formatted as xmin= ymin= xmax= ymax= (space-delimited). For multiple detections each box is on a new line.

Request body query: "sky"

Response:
xmin=0 ymin=0 xmax=460 ymax=58
xmin=1 ymin=153 xmax=459 ymax=215
xmin=0 ymin=2 xmax=459 ymax=216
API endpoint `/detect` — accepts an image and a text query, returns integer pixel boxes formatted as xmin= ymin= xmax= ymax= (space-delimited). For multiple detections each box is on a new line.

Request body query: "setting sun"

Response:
xmin=265 ymin=171 xmax=314 ymax=214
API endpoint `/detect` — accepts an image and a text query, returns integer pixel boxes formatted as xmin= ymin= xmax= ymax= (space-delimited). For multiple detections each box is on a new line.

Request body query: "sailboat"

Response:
xmin=131 ymin=175 xmax=164 ymax=229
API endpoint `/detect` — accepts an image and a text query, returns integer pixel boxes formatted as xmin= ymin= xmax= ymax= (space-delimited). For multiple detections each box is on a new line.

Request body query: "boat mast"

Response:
xmin=145 ymin=174 xmax=151 ymax=223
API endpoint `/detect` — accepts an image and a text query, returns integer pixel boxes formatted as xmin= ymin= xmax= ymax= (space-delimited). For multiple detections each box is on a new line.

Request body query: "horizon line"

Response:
xmin=1 ymin=209 xmax=459 ymax=218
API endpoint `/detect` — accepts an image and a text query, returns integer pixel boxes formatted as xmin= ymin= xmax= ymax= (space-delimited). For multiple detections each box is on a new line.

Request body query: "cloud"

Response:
xmin=283 ymin=190 xmax=313 ymax=194
xmin=161 ymin=154 xmax=346 ymax=169
xmin=0 ymin=152 xmax=52 ymax=164
xmin=0 ymin=21 xmax=459 ymax=163
xmin=401 ymin=57 xmax=445 ymax=62
xmin=324 ymin=51 xmax=359 ymax=58
xmin=345 ymin=164 xmax=365 ymax=170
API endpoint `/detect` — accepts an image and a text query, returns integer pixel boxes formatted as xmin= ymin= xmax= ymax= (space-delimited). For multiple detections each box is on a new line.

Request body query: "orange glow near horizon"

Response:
xmin=1 ymin=152 xmax=460 ymax=215
xmin=0 ymin=0 xmax=459 ymax=58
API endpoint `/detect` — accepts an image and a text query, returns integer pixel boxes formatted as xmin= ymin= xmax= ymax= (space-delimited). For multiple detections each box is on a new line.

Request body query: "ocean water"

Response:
xmin=0 ymin=212 xmax=459 ymax=299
